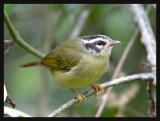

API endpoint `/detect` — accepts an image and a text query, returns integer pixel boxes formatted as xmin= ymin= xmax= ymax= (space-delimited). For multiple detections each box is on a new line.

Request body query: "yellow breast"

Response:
xmin=51 ymin=54 xmax=108 ymax=89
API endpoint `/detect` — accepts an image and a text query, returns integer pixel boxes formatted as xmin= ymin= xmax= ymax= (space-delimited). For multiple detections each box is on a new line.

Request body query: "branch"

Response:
xmin=130 ymin=4 xmax=156 ymax=72
xmin=111 ymin=29 xmax=139 ymax=79
xmin=4 ymin=10 xmax=44 ymax=59
xmin=70 ymin=7 xmax=90 ymax=38
xmin=47 ymin=72 xmax=155 ymax=117
xmin=4 ymin=106 xmax=31 ymax=117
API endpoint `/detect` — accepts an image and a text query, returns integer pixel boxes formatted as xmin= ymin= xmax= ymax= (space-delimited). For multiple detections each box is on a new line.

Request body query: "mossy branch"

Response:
xmin=4 ymin=10 xmax=44 ymax=58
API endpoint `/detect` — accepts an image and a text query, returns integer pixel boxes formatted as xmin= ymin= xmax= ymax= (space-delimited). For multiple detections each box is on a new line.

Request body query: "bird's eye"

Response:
xmin=96 ymin=40 xmax=106 ymax=46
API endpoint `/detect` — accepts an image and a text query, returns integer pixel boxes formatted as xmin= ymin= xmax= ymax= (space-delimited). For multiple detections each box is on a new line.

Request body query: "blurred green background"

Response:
xmin=4 ymin=4 xmax=156 ymax=117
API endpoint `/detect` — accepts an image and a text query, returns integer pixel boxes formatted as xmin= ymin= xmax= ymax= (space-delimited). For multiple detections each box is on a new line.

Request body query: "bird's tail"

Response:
xmin=20 ymin=61 xmax=41 ymax=67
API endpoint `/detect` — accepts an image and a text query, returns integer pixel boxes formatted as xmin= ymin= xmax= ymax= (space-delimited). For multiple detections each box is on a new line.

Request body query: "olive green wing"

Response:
xmin=41 ymin=47 xmax=82 ymax=71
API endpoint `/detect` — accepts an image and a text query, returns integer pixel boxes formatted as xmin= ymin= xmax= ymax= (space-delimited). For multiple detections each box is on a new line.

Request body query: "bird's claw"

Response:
xmin=91 ymin=83 xmax=105 ymax=96
xmin=75 ymin=93 xmax=86 ymax=102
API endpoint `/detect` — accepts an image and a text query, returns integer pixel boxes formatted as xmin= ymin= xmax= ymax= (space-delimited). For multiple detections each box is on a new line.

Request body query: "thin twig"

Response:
xmin=131 ymin=4 xmax=156 ymax=71
xmin=112 ymin=28 xmax=139 ymax=80
xmin=70 ymin=7 xmax=90 ymax=38
xmin=4 ymin=10 xmax=44 ymax=58
xmin=47 ymin=72 xmax=155 ymax=117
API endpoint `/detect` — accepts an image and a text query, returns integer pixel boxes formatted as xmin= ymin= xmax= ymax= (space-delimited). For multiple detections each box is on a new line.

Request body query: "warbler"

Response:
xmin=21 ymin=35 xmax=120 ymax=102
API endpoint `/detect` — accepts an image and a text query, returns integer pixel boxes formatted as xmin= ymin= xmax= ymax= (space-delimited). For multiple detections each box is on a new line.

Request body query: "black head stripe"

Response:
xmin=85 ymin=43 xmax=101 ymax=53
xmin=81 ymin=35 xmax=110 ymax=41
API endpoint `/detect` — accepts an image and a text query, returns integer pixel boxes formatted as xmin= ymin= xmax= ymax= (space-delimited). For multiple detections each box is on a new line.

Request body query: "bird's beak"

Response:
xmin=109 ymin=40 xmax=120 ymax=47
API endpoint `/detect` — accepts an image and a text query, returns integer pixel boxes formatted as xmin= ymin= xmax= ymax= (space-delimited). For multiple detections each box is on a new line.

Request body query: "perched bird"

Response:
xmin=21 ymin=35 xmax=120 ymax=102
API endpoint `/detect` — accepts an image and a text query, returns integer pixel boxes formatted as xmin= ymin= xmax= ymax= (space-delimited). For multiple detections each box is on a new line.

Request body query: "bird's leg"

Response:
xmin=90 ymin=83 xmax=105 ymax=96
xmin=70 ymin=88 xmax=86 ymax=102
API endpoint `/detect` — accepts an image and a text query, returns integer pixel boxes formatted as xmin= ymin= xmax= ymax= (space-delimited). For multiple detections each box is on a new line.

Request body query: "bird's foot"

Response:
xmin=91 ymin=83 xmax=105 ymax=96
xmin=70 ymin=88 xmax=86 ymax=102
xmin=75 ymin=93 xmax=86 ymax=102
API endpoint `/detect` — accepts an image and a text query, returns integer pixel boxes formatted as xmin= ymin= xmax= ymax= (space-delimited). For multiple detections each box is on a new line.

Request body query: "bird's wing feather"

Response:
xmin=41 ymin=43 xmax=82 ymax=71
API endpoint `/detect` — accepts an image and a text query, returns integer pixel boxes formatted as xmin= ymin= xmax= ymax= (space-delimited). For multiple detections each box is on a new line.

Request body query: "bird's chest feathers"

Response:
xmin=70 ymin=55 xmax=108 ymax=78
xmin=52 ymin=55 xmax=108 ymax=88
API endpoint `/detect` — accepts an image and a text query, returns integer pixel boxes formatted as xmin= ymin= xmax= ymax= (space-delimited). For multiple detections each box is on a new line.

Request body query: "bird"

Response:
xmin=21 ymin=35 xmax=120 ymax=102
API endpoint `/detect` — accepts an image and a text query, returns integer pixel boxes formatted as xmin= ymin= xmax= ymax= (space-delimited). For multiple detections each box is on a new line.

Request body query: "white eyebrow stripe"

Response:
xmin=82 ymin=38 xmax=107 ymax=43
